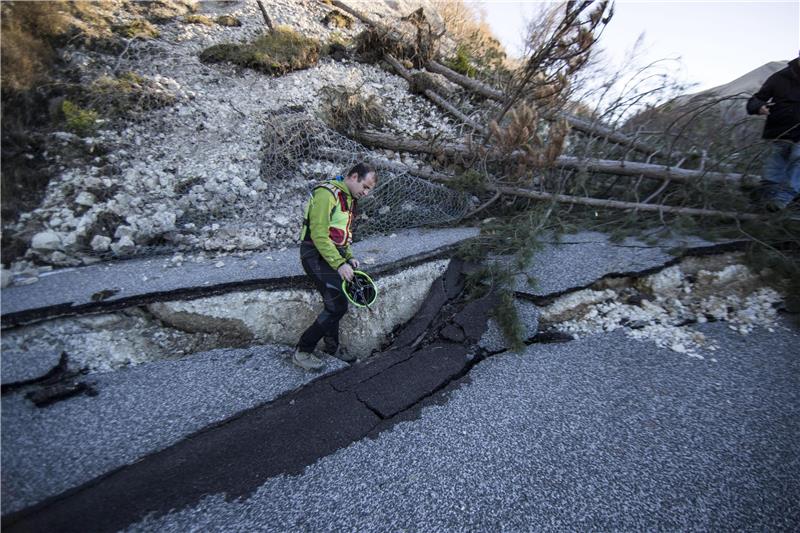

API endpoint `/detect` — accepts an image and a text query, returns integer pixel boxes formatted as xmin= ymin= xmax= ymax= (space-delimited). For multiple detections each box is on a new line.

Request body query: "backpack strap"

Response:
xmin=302 ymin=182 xmax=348 ymax=241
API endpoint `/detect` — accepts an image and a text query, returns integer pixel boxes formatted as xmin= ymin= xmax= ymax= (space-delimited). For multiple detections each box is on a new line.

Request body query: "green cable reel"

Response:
xmin=342 ymin=270 xmax=378 ymax=308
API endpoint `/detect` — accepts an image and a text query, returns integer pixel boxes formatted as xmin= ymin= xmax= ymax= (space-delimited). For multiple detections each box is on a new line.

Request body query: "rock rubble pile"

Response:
xmin=541 ymin=254 xmax=784 ymax=357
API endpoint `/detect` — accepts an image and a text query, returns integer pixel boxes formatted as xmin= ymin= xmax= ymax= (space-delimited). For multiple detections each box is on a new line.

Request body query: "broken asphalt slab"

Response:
xmin=2 ymin=341 xmax=479 ymax=532
xmin=1 ymin=344 xmax=347 ymax=515
xmin=0 ymin=227 xmax=479 ymax=325
xmin=124 ymin=318 xmax=800 ymax=532
xmin=506 ymin=231 xmax=745 ymax=298
xmin=1 ymin=350 xmax=65 ymax=390
xmin=2 ymin=261 xmax=494 ymax=531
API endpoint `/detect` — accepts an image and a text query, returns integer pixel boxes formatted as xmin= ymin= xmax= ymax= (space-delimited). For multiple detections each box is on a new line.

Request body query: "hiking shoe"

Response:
xmin=291 ymin=349 xmax=325 ymax=371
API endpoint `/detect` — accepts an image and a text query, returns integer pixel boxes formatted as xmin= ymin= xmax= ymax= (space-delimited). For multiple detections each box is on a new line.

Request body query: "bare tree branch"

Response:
xmin=255 ymin=0 xmax=274 ymax=32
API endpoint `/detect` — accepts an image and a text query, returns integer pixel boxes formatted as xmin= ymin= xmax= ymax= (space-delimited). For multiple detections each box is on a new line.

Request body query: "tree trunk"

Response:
xmin=353 ymin=130 xmax=756 ymax=185
xmin=384 ymin=54 xmax=487 ymax=135
xmin=316 ymin=147 xmax=760 ymax=220
xmin=493 ymin=185 xmax=760 ymax=220
xmin=426 ymin=60 xmax=504 ymax=101
xmin=326 ymin=0 xmax=378 ymax=27
xmin=255 ymin=0 xmax=274 ymax=32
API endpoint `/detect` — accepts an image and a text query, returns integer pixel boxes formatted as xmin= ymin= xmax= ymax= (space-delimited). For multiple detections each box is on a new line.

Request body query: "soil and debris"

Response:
xmin=541 ymin=253 xmax=785 ymax=358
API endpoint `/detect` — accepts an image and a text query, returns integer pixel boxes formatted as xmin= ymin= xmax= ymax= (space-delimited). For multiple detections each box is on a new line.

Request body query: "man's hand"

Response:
xmin=348 ymin=258 xmax=360 ymax=269
xmin=759 ymin=105 xmax=771 ymax=116
xmin=338 ymin=262 xmax=354 ymax=281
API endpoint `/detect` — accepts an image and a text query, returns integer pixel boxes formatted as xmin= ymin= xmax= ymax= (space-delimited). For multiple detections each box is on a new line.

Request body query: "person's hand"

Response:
xmin=348 ymin=258 xmax=360 ymax=269
xmin=759 ymin=105 xmax=770 ymax=116
xmin=338 ymin=262 xmax=354 ymax=281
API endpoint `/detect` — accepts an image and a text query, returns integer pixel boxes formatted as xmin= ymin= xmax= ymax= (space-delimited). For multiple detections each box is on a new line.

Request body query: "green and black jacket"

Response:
xmin=300 ymin=179 xmax=355 ymax=270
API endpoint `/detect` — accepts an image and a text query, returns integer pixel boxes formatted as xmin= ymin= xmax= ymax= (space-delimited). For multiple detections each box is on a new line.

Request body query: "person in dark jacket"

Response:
xmin=746 ymin=55 xmax=800 ymax=209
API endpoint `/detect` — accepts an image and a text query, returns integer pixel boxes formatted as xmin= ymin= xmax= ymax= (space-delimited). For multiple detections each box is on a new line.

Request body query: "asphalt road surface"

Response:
xmin=129 ymin=318 xmax=799 ymax=532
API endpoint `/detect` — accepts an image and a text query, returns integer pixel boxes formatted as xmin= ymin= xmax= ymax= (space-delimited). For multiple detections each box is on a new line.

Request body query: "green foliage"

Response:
xmin=199 ymin=27 xmax=320 ymax=75
xmin=491 ymin=290 xmax=526 ymax=352
xmin=62 ymin=99 xmax=98 ymax=136
xmin=457 ymin=205 xmax=557 ymax=350
xmin=85 ymin=71 xmax=176 ymax=117
xmin=449 ymin=170 xmax=487 ymax=195
xmin=445 ymin=45 xmax=476 ymax=78
xmin=463 ymin=266 xmax=526 ymax=352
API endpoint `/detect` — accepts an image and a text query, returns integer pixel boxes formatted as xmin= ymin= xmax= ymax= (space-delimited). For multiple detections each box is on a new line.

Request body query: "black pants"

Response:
xmin=297 ymin=242 xmax=349 ymax=353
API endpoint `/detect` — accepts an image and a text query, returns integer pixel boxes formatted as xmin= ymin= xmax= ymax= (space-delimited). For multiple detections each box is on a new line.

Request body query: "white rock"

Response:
xmin=62 ymin=232 xmax=79 ymax=248
xmin=31 ymin=231 xmax=62 ymax=251
xmin=670 ymin=343 xmax=687 ymax=353
xmin=239 ymin=235 xmax=264 ymax=250
xmin=75 ymin=191 xmax=97 ymax=207
xmin=111 ymin=236 xmax=136 ymax=255
xmin=52 ymin=131 xmax=80 ymax=142
xmin=114 ymin=225 xmax=136 ymax=239
xmin=49 ymin=251 xmax=69 ymax=264
xmin=1 ymin=269 xmax=12 ymax=288
xmin=90 ymin=235 xmax=112 ymax=252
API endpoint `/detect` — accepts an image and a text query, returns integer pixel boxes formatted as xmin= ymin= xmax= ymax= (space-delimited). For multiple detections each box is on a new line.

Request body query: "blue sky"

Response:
xmin=474 ymin=0 xmax=800 ymax=91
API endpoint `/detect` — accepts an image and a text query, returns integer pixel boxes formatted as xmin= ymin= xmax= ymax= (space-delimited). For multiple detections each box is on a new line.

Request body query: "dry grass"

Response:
xmin=199 ymin=27 xmax=320 ymax=75
xmin=84 ymin=71 xmax=178 ymax=117
xmin=1 ymin=0 xmax=194 ymax=93
xmin=354 ymin=7 xmax=439 ymax=67
xmin=322 ymin=10 xmax=353 ymax=29
xmin=215 ymin=15 xmax=242 ymax=27
xmin=1 ymin=1 xmax=72 ymax=92
xmin=184 ymin=14 xmax=214 ymax=26
xmin=430 ymin=0 xmax=508 ymax=76
xmin=319 ymin=84 xmax=386 ymax=136
xmin=482 ymin=104 xmax=570 ymax=183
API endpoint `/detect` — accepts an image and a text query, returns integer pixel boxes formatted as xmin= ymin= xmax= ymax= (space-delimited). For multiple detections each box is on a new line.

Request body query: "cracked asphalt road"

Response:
xmin=127 ymin=318 xmax=800 ymax=532
xmin=3 ymin=232 xmax=797 ymax=531
xmin=1 ymin=227 xmax=478 ymax=322
xmin=1 ymin=345 xmax=347 ymax=514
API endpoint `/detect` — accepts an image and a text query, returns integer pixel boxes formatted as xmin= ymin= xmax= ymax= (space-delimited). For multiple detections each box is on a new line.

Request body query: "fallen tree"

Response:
xmin=352 ymin=130 xmax=757 ymax=185
xmin=383 ymin=54 xmax=486 ymax=135
xmin=318 ymin=146 xmax=760 ymax=221
xmin=328 ymin=1 xmax=665 ymax=158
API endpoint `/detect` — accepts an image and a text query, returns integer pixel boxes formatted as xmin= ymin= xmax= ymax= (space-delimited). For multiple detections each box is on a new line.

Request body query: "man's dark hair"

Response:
xmin=347 ymin=162 xmax=377 ymax=182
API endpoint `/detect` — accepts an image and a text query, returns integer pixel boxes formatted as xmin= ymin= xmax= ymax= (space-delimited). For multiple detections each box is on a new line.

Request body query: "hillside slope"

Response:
xmin=1 ymin=0 xmax=466 ymax=285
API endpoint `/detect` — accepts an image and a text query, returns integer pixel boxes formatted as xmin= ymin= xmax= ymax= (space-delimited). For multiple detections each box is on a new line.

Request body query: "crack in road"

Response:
xmin=4 ymin=245 xmax=762 ymax=532
xmin=1 ymin=258 xmax=489 ymax=533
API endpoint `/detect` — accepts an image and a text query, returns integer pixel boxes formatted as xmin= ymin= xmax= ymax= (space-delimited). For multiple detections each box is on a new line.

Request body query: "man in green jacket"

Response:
xmin=293 ymin=162 xmax=377 ymax=371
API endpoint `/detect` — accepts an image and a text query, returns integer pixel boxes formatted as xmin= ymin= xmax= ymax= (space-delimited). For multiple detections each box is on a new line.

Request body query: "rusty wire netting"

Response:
xmin=259 ymin=112 xmax=472 ymax=238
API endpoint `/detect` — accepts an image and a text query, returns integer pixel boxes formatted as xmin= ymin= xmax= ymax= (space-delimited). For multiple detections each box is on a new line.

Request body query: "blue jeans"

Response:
xmin=761 ymin=140 xmax=800 ymax=207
